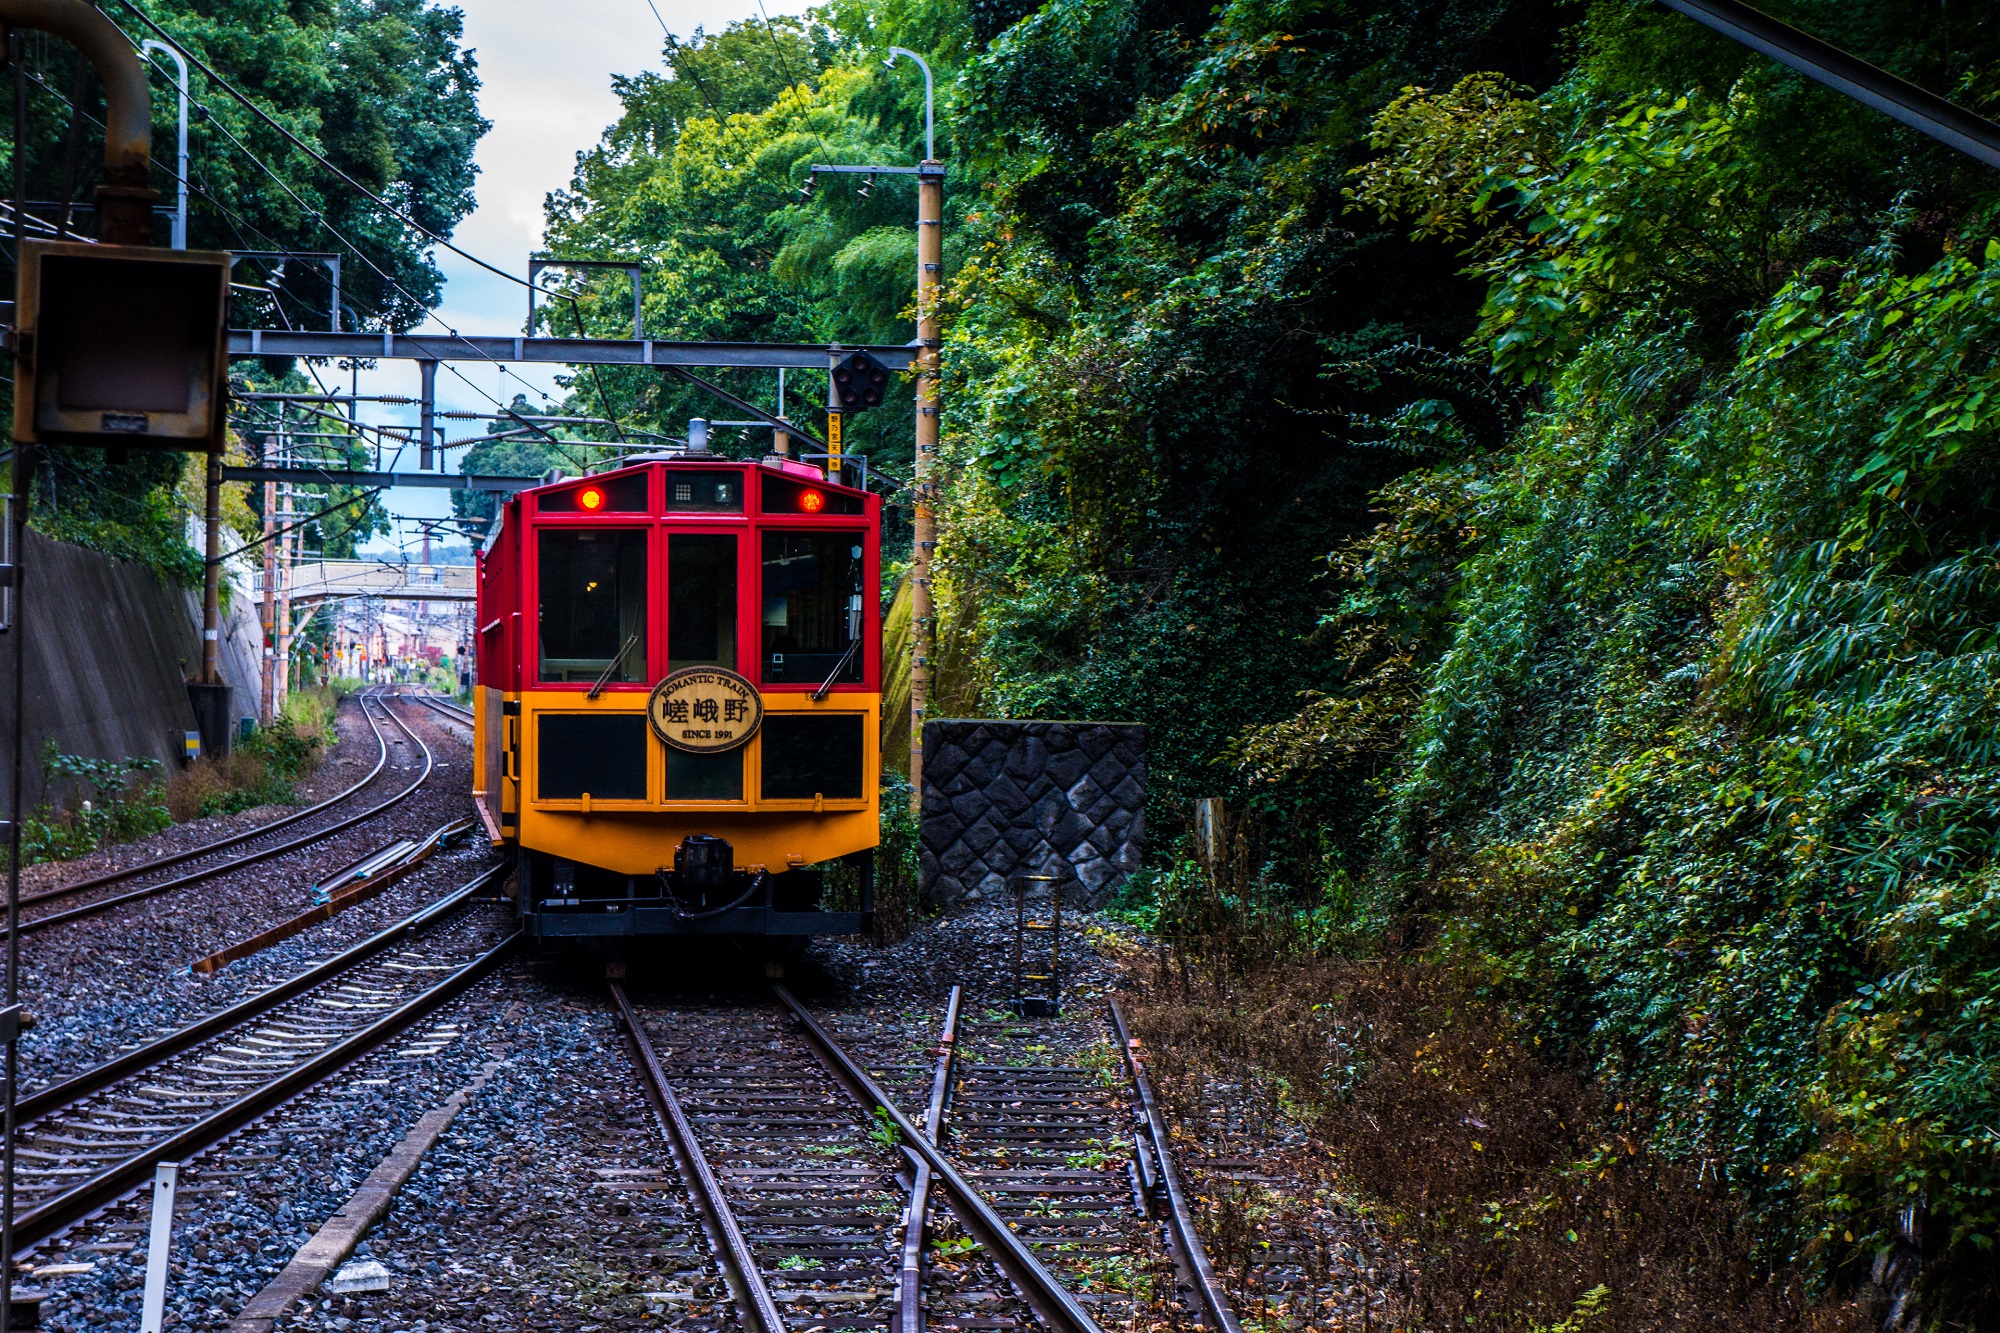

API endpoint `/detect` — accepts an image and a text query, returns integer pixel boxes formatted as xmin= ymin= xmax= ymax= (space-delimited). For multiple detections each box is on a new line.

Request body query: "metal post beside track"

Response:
xmin=138 ymin=1161 xmax=179 ymax=1333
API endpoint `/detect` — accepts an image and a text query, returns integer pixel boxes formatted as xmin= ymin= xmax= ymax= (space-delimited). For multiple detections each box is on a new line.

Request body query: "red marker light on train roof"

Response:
xmin=578 ymin=486 xmax=605 ymax=511
xmin=798 ymin=489 xmax=826 ymax=513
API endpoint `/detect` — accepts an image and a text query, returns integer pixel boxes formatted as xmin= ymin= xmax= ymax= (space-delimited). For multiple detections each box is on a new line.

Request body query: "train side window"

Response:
xmin=538 ymin=530 xmax=647 ymax=684
xmin=761 ymin=531 xmax=864 ymax=685
xmin=669 ymin=533 xmax=738 ymax=670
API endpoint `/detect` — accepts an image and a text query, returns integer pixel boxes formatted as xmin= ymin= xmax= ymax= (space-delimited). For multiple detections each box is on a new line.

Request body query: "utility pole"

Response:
xmin=889 ymin=46 xmax=942 ymax=816
xmin=200 ymin=450 xmax=222 ymax=684
xmin=911 ymin=159 xmax=941 ymax=814
xmin=188 ymin=442 xmax=231 ymax=755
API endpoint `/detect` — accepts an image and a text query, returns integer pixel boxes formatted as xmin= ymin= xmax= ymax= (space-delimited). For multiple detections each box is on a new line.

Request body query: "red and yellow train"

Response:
xmin=471 ymin=449 xmax=881 ymax=945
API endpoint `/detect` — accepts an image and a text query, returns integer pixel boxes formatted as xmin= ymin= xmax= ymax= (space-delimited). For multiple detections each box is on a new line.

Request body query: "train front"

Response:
xmin=470 ymin=454 xmax=881 ymax=946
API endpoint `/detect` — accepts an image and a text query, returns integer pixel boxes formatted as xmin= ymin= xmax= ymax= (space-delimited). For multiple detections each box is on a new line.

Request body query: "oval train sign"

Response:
xmin=647 ymin=667 xmax=763 ymax=754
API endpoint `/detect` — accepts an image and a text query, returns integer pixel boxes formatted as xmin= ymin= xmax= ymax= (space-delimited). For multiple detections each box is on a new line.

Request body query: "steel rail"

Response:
xmin=15 ymin=862 xmax=506 ymax=1123
xmin=5 ymin=692 xmax=436 ymax=938
xmin=771 ymin=985 xmax=1107 ymax=1333
xmin=16 ymin=686 xmax=400 ymax=910
xmin=608 ymin=983 xmax=789 ymax=1333
xmin=898 ymin=985 xmax=961 ymax=1333
xmin=1107 ymin=999 xmax=1241 ymax=1333
xmin=9 ymin=919 xmax=519 ymax=1248
xmin=404 ymin=693 xmax=473 ymax=727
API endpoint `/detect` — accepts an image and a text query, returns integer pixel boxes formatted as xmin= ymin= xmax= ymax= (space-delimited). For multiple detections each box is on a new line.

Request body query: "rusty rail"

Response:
xmin=7 ymin=691 xmax=435 ymax=937
xmin=772 ymin=984 xmax=1107 ymax=1333
xmin=609 ymin=983 xmax=789 ymax=1333
xmin=9 ymin=898 xmax=516 ymax=1248
xmin=16 ymin=686 xmax=404 ymax=912
xmin=897 ymin=985 xmax=961 ymax=1333
xmin=1108 ymin=998 xmax=1242 ymax=1333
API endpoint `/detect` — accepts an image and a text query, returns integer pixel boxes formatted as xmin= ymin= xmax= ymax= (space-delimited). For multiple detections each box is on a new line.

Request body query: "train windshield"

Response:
xmin=761 ymin=531 xmax=865 ymax=686
xmin=669 ymin=533 xmax=738 ymax=670
xmin=538 ymin=530 xmax=647 ymax=684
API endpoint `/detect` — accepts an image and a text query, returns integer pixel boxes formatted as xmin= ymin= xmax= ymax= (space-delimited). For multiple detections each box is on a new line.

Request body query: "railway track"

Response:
xmin=610 ymin=985 xmax=1240 ymax=1333
xmin=8 ymin=689 xmax=438 ymax=938
xmin=5 ymin=864 xmax=517 ymax=1249
xmin=401 ymin=690 xmax=473 ymax=729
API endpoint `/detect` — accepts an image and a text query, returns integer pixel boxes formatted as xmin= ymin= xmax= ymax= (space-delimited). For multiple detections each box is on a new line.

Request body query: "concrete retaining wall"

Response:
xmin=920 ymin=718 xmax=1145 ymax=910
xmin=0 ymin=531 xmax=263 ymax=813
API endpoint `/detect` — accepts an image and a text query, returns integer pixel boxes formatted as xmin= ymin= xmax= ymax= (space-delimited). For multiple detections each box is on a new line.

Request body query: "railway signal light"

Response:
xmin=12 ymin=240 xmax=230 ymax=448
xmin=831 ymin=350 xmax=891 ymax=413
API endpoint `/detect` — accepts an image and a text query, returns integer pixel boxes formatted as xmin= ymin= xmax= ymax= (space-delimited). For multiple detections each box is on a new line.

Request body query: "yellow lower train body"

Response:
xmin=472 ymin=686 xmax=880 ymax=942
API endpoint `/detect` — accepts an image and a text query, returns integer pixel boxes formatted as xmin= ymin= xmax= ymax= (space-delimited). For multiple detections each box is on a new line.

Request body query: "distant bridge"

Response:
xmin=265 ymin=561 xmax=476 ymax=605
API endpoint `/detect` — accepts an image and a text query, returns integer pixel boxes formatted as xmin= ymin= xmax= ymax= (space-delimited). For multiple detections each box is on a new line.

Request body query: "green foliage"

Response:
xmin=539 ymin=0 xmax=2000 ymax=1309
xmin=1267 ymin=9 xmax=2000 ymax=1310
xmin=21 ymin=742 xmax=170 ymax=865
xmin=199 ymin=687 xmax=335 ymax=816
xmin=32 ymin=453 xmax=206 ymax=587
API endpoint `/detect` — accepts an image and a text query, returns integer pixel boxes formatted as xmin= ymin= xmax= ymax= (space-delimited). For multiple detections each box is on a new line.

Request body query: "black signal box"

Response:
xmin=13 ymin=240 xmax=230 ymax=448
xmin=831 ymin=349 xmax=892 ymax=413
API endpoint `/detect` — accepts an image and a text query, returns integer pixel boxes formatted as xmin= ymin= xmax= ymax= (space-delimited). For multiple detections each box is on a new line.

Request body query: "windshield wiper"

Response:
xmin=588 ymin=633 xmax=639 ymax=699
xmin=812 ymin=637 xmax=863 ymax=702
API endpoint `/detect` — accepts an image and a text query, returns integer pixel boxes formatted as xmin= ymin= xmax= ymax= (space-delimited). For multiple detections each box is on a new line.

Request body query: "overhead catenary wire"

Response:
xmin=639 ymin=0 xmax=725 ymax=116
xmin=216 ymin=487 xmax=385 ymax=564
xmin=750 ymin=0 xmax=802 ymax=91
xmin=113 ymin=0 xmax=567 ymax=299
xmin=91 ymin=4 xmax=570 ymax=429
xmin=31 ymin=4 xmax=733 ymax=500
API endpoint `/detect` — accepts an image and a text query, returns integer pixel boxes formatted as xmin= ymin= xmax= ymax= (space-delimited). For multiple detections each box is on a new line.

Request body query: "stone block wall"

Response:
xmin=920 ymin=718 xmax=1145 ymax=910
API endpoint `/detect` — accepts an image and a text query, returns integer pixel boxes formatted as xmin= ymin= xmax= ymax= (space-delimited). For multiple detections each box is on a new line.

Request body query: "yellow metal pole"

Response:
xmin=910 ymin=160 xmax=942 ymax=813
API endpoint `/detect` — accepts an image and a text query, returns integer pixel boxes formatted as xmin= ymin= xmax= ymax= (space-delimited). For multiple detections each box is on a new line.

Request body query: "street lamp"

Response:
xmin=140 ymin=40 xmax=189 ymax=250
xmin=884 ymin=47 xmax=934 ymax=163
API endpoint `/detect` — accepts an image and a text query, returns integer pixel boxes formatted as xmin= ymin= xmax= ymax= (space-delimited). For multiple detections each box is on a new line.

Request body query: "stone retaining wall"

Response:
xmin=920 ymin=718 xmax=1145 ymax=910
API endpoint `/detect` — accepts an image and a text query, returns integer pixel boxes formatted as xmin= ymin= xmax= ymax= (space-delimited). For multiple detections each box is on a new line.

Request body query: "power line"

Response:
xmin=112 ymin=0 xmax=556 ymax=297
xmin=639 ymin=0 xmax=724 ymax=116
xmin=751 ymin=0 xmax=802 ymax=90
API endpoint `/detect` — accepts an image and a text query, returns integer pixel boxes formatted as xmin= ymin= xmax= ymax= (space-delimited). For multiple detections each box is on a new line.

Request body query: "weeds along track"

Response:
xmin=4 ymin=866 xmax=517 ymax=1249
xmin=611 ymin=984 xmax=1235 ymax=1333
xmin=11 ymin=688 xmax=437 ymax=937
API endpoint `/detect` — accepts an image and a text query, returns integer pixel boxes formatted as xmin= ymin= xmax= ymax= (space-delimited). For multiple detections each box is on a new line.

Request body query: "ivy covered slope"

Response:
xmin=2 ymin=0 xmax=485 ymax=580
xmin=539 ymin=0 xmax=1568 ymax=823
xmin=543 ymin=0 xmax=2000 ymax=1305
xmin=1272 ymin=0 xmax=2000 ymax=1310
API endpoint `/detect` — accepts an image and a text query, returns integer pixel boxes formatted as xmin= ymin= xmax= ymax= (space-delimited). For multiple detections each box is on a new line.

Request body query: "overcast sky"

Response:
xmin=353 ymin=0 xmax=814 ymax=556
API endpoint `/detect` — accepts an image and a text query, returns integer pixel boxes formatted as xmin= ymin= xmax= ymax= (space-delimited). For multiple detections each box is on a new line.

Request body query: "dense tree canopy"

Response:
xmin=538 ymin=0 xmax=2000 ymax=1316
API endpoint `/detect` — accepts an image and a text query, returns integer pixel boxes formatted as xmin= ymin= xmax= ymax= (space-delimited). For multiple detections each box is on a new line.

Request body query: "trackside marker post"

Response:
xmin=140 ymin=1160 xmax=179 ymax=1333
